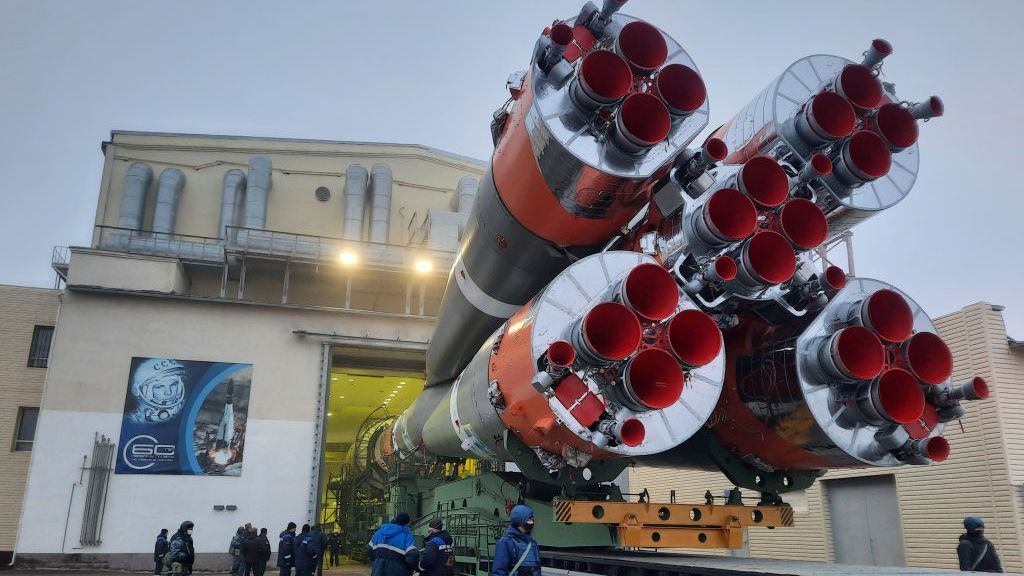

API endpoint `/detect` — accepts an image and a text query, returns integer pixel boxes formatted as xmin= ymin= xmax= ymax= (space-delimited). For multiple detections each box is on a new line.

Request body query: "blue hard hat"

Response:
xmin=964 ymin=516 xmax=985 ymax=530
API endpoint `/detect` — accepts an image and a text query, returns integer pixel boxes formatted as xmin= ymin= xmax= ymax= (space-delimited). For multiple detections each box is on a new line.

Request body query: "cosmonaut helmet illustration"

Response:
xmin=130 ymin=358 xmax=187 ymax=422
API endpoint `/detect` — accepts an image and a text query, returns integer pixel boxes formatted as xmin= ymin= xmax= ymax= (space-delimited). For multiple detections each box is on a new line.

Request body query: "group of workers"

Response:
xmin=366 ymin=504 xmax=540 ymax=576
xmin=152 ymin=510 xmax=1000 ymax=575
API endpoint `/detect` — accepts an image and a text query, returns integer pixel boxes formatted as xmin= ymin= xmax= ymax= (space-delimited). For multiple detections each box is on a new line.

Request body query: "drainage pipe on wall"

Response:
xmin=118 ymin=162 xmax=154 ymax=230
xmin=152 ymin=168 xmax=185 ymax=234
xmin=244 ymin=156 xmax=273 ymax=230
xmin=369 ymin=163 xmax=392 ymax=244
xmin=343 ymin=164 xmax=368 ymax=241
xmin=219 ymin=169 xmax=247 ymax=240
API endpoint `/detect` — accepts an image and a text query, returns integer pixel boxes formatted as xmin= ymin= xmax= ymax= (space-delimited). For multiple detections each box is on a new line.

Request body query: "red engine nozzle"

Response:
xmin=833 ymin=130 xmax=893 ymax=185
xmin=578 ymin=302 xmax=642 ymax=362
xmin=902 ymin=331 xmax=953 ymax=385
xmin=547 ymin=340 xmax=577 ymax=369
xmin=667 ymin=309 xmax=722 ymax=368
xmin=779 ymin=199 xmax=828 ymax=250
xmin=712 ymin=256 xmax=738 ymax=282
xmin=798 ymin=153 xmax=833 ymax=182
xmin=857 ymin=368 xmax=926 ymax=425
xmin=572 ymin=50 xmax=633 ymax=111
xmin=833 ymin=64 xmax=883 ymax=111
xmin=912 ymin=96 xmax=944 ymax=120
xmin=550 ymin=22 xmax=574 ymax=47
xmin=615 ymin=20 xmax=667 ymax=72
xmin=860 ymin=288 xmax=914 ymax=343
xmin=694 ymin=188 xmax=757 ymax=245
xmin=818 ymin=326 xmax=885 ymax=381
xmin=618 ymin=418 xmax=645 ymax=447
xmin=795 ymin=92 xmax=856 ymax=147
xmin=870 ymin=103 xmax=919 ymax=151
xmin=613 ymin=93 xmax=671 ymax=153
xmin=863 ymin=38 xmax=893 ymax=69
xmin=823 ymin=265 xmax=847 ymax=291
xmin=621 ymin=262 xmax=679 ymax=321
xmin=738 ymin=156 xmax=790 ymax=207
xmin=655 ymin=64 xmax=706 ymax=119
xmin=623 ymin=348 xmax=685 ymax=409
xmin=946 ymin=376 xmax=990 ymax=401
xmin=736 ymin=231 xmax=797 ymax=286
xmin=916 ymin=435 xmax=950 ymax=462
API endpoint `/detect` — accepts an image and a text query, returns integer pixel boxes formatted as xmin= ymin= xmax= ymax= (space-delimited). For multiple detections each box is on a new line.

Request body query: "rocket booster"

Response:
xmin=426 ymin=1 xmax=709 ymax=386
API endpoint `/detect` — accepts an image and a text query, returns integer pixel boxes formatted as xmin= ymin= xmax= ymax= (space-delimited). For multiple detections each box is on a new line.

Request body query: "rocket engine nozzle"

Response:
xmin=832 ymin=64 xmax=883 ymax=111
xmin=621 ymin=262 xmax=679 ymax=321
xmin=870 ymin=103 xmax=920 ymax=151
xmin=862 ymin=38 xmax=893 ymax=69
xmin=912 ymin=96 xmax=944 ymax=120
xmin=833 ymin=130 xmax=893 ymax=185
xmin=795 ymin=92 xmax=856 ymax=147
xmin=693 ymin=188 xmax=757 ymax=245
xmin=855 ymin=368 xmax=926 ymax=425
xmin=911 ymin=435 xmax=950 ymax=462
xmin=570 ymin=50 xmax=633 ymax=111
xmin=622 ymin=348 xmax=685 ymax=410
xmin=857 ymin=288 xmax=914 ymax=343
xmin=613 ymin=93 xmax=672 ymax=154
xmin=655 ymin=64 xmax=706 ymax=119
xmin=901 ymin=331 xmax=953 ymax=385
xmin=734 ymin=231 xmax=797 ymax=287
xmin=615 ymin=20 xmax=668 ymax=72
xmin=547 ymin=340 xmax=577 ymax=369
xmin=798 ymin=153 xmax=833 ymax=182
xmin=738 ymin=156 xmax=789 ymax=207
xmin=817 ymin=326 xmax=885 ymax=381
xmin=944 ymin=376 xmax=990 ymax=401
xmin=667 ymin=309 xmax=722 ymax=368
xmin=823 ymin=265 xmax=848 ymax=291
xmin=575 ymin=301 xmax=642 ymax=363
xmin=779 ymin=199 xmax=828 ymax=250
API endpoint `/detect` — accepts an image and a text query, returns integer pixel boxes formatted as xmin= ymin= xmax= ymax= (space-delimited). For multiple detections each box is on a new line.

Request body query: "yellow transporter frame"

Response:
xmin=553 ymin=499 xmax=794 ymax=548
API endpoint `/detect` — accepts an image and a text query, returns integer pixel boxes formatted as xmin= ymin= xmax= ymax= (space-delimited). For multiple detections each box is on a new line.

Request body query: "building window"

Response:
xmin=27 ymin=325 xmax=54 ymax=368
xmin=14 ymin=407 xmax=39 ymax=451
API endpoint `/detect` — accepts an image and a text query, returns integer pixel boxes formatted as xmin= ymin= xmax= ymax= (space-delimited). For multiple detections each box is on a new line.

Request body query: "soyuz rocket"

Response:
xmin=375 ymin=0 xmax=984 ymax=495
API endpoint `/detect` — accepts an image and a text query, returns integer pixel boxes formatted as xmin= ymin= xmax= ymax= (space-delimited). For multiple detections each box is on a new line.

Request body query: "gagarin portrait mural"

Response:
xmin=116 ymin=357 xmax=252 ymax=476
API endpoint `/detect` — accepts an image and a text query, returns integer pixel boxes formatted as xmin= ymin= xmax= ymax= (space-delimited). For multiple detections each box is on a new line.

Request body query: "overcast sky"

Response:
xmin=1 ymin=0 xmax=1021 ymax=337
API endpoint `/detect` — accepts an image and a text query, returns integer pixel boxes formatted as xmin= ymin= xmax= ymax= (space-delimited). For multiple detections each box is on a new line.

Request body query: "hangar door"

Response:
xmin=826 ymin=475 xmax=907 ymax=566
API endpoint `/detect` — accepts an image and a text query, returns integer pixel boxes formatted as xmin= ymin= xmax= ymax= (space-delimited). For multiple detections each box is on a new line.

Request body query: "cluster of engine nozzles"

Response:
xmin=794 ymin=40 xmax=943 ymax=186
xmin=683 ymin=152 xmax=833 ymax=295
xmin=541 ymin=14 xmax=707 ymax=155
xmin=814 ymin=289 xmax=987 ymax=463
xmin=544 ymin=263 xmax=721 ymax=448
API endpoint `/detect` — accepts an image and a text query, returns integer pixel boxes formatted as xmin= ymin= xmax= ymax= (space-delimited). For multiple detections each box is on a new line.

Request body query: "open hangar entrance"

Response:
xmin=315 ymin=344 xmax=426 ymax=566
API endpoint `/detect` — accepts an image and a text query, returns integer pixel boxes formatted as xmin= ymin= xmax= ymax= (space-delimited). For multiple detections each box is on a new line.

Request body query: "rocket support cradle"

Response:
xmin=377 ymin=0 xmax=982 ymax=500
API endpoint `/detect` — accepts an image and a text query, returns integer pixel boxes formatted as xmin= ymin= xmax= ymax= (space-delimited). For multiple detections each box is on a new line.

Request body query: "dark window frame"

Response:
xmin=27 ymin=325 xmax=54 ymax=368
xmin=13 ymin=407 xmax=39 ymax=451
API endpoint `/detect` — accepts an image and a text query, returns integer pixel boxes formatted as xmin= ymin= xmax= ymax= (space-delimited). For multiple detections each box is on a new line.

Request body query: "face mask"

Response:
xmin=187 ymin=529 xmax=193 ymax=536
xmin=523 ymin=522 xmax=534 ymax=533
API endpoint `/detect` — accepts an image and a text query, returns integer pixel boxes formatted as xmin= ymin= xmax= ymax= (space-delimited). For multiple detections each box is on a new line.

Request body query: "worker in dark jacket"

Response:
xmin=311 ymin=525 xmax=328 ymax=576
xmin=491 ymin=505 xmax=540 ymax=576
xmin=294 ymin=524 xmax=320 ymax=576
xmin=154 ymin=529 xmax=170 ymax=576
xmin=231 ymin=526 xmax=245 ymax=576
xmin=957 ymin=516 xmax=1003 ymax=572
xmin=327 ymin=532 xmax=343 ymax=567
xmin=367 ymin=512 xmax=419 ymax=576
xmin=419 ymin=519 xmax=454 ymax=576
xmin=278 ymin=523 xmax=297 ymax=576
xmin=258 ymin=528 xmax=272 ymax=576
xmin=169 ymin=521 xmax=195 ymax=576
xmin=242 ymin=528 xmax=263 ymax=576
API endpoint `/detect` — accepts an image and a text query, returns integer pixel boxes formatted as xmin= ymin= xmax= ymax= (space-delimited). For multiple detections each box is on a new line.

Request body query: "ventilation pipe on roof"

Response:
xmin=244 ymin=156 xmax=272 ymax=230
xmin=450 ymin=177 xmax=478 ymax=214
xmin=152 ymin=168 xmax=185 ymax=234
xmin=369 ymin=164 xmax=393 ymax=244
xmin=118 ymin=163 xmax=153 ymax=230
xmin=219 ymin=169 xmax=246 ymax=241
xmin=343 ymin=164 xmax=369 ymax=241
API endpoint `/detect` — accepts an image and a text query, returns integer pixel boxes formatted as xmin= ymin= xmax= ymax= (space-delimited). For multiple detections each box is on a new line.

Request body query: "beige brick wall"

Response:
xmin=631 ymin=302 xmax=1023 ymax=572
xmin=0 ymin=285 xmax=60 ymax=552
